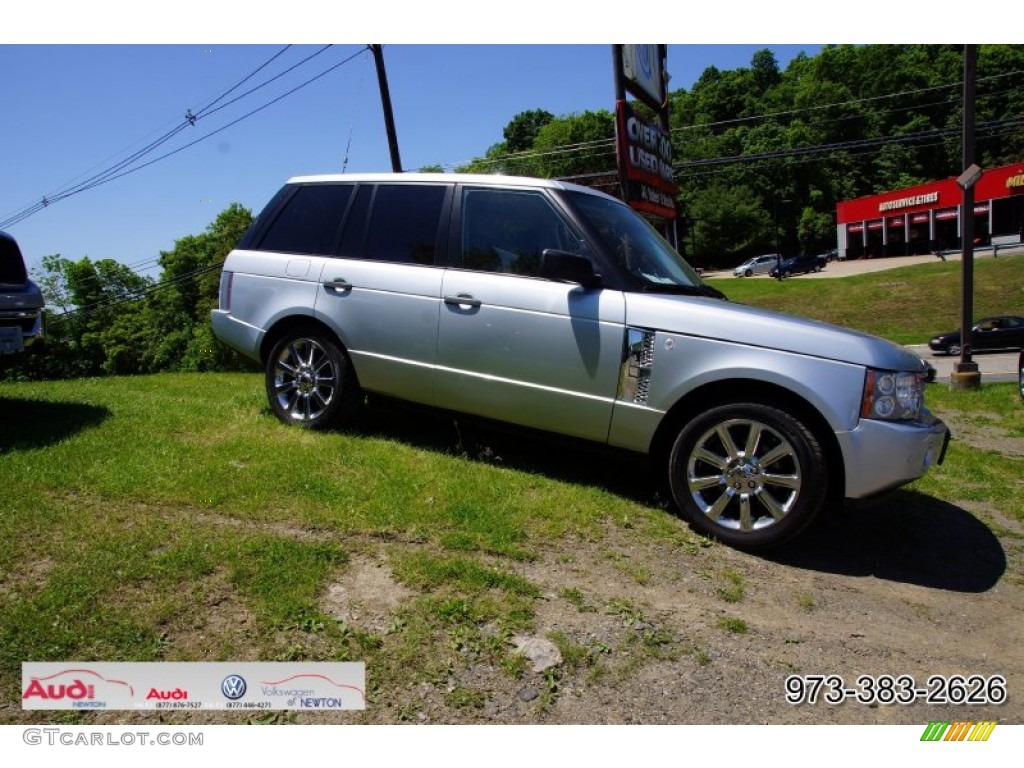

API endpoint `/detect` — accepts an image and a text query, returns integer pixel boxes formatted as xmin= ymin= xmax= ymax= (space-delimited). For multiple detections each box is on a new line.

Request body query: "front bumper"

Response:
xmin=0 ymin=308 xmax=44 ymax=355
xmin=838 ymin=408 xmax=950 ymax=499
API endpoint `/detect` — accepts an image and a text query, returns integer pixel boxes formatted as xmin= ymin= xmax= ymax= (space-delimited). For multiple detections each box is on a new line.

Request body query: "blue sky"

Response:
xmin=2 ymin=42 xmax=823 ymax=276
xmin=3 ymin=1 xmax=967 ymax=278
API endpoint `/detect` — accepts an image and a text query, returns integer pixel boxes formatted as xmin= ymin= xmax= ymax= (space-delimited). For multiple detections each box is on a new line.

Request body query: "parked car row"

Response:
xmin=732 ymin=252 xmax=830 ymax=278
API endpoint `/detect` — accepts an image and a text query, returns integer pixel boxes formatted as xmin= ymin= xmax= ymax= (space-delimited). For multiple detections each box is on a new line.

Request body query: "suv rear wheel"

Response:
xmin=265 ymin=326 xmax=361 ymax=429
xmin=668 ymin=402 xmax=828 ymax=549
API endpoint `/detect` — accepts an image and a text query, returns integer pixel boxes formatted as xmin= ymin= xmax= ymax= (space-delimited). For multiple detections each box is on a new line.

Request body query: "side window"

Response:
xmin=460 ymin=189 xmax=581 ymax=277
xmin=256 ymin=184 xmax=353 ymax=255
xmin=360 ymin=185 xmax=447 ymax=265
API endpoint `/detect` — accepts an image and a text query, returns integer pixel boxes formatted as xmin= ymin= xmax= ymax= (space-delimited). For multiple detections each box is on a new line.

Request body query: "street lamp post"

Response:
xmin=951 ymin=44 xmax=981 ymax=391
xmin=773 ymin=197 xmax=791 ymax=280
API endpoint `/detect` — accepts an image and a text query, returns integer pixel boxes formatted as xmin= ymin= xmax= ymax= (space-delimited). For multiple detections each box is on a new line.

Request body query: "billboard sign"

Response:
xmin=621 ymin=45 xmax=666 ymax=108
xmin=615 ymin=100 xmax=677 ymax=219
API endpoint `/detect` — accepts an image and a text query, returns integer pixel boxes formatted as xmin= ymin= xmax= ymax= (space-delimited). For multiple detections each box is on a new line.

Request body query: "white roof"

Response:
xmin=286 ymin=172 xmax=619 ymax=200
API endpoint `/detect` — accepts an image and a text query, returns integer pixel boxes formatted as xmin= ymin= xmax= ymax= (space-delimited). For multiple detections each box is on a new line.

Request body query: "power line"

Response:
xmin=0 ymin=45 xmax=366 ymax=231
xmin=440 ymin=69 xmax=1024 ymax=173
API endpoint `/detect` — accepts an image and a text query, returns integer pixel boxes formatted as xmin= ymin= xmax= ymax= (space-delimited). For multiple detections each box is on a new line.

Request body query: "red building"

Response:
xmin=836 ymin=161 xmax=1024 ymax=259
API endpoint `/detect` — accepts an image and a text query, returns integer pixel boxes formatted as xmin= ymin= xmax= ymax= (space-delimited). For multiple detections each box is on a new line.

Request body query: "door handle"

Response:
xmin=444 ymin=293 xmax=481 ymax=308
xmin=323 ymin=278 xmax=352 ymax=291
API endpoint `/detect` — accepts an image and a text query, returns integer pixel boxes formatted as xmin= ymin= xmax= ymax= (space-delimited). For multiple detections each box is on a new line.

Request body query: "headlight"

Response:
xmin=861 ymin=368 xmax=924 ymax=421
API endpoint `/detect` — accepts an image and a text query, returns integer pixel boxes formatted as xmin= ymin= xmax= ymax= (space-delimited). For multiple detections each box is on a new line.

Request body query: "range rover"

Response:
xmin=212 ymin=174 xmax=949 ymax=549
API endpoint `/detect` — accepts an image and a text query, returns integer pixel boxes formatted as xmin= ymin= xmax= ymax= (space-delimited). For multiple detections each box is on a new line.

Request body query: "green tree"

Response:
xmin=143 ymin=203 xmax=254 ymax=373
xmin=503 ymin=109 xmax=555 ymax=152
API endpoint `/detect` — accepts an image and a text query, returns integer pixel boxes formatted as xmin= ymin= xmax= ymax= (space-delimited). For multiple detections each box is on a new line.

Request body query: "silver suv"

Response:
xmin=212 ymin=174 xmax=949 ymax=549
xmin=0 ymin=231 xmax=44 ymax=360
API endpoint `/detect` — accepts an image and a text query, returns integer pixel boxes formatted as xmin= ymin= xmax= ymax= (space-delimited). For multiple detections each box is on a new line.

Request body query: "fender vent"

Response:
xmin=618 ymin=328 xmax=656 ymax=405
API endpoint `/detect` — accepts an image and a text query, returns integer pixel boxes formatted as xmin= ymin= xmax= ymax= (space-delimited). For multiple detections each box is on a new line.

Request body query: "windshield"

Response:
xmin=564 ymin=190 xmax=703 ymax=289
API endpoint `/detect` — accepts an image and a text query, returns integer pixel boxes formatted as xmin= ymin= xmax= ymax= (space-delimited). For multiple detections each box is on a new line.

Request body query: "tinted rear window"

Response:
xmin=256 ymin=184 xmax=354 ymax=255
xmin=360 ymin=185 xmax=446 ymax=265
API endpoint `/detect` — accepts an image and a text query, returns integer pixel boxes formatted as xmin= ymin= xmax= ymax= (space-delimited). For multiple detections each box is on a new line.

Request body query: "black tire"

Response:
xmin=744 ymin=269 xmax=753 ymax=277
xmin=668 ymin=402 xmax=828 ymax=550
xmin=264 ymin=326 xmax=362 ymax=429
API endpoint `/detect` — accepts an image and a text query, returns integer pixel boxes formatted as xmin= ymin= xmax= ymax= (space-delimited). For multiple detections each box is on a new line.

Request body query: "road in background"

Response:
xmin=911 ymin=346 xmax=1018 ymax=383
xmin=705 ymin=244 xmax=1023 ymax=280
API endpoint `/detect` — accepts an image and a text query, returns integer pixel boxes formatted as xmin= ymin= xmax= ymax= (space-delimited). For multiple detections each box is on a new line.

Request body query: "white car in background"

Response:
xmin=733 ymin=253 xmax=781 ymax=277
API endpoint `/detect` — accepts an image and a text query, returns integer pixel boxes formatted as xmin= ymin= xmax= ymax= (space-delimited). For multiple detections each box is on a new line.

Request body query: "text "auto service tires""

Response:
xmin=668 ymin=402 xmax=828 ymax=549
xmin=265 ymin=327 xmax=361 ymax=429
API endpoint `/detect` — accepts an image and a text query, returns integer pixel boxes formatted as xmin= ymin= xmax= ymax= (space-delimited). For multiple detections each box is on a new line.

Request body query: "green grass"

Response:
xmin=913 ymin=383 xmax=1024 ymax=522
xmin=706 ymin=254 xmax=1024 ymax=344
xmin=0 ymin=373 xmax=679 ymax=721
xmin=1 ymin=318 xmax=1021 ymax=720
xmin=717 ymin=616 xmax=749 ymax=634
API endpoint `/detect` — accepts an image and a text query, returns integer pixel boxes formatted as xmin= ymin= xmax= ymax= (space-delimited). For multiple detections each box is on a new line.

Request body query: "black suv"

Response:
xmin=769 ymin=254 xmax=826 ymax=278
xmin=0 ymin=231 xmax=45 ymax=360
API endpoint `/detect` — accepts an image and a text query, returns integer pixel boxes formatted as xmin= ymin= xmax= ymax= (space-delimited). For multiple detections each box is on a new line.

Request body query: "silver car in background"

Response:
xmin=212 ymin=174 xmax=949 ymax=550
xmin=733 ymin=253 xmax=780 ymax=277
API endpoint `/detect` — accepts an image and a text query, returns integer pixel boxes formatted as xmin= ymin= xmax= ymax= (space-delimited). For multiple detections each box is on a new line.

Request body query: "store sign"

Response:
xmin=1007 ymin=172 xmax=1024 ymax=189
xmin=621 ymin=45 xmax=665 ymax=108
xmin=878 ymin=191 xmax=939 ymax=213
xmin=615 ymin=100 xmax=677 ymax=219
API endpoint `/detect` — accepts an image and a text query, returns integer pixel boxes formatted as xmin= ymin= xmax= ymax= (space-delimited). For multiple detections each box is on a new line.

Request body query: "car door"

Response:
xmin=313 ymin=182 xmax=451 ymax=406
xmin=973 ymin=317 xmax=1023 ymax=352
xmin=434 ymin=185 xmax=625 ymax=442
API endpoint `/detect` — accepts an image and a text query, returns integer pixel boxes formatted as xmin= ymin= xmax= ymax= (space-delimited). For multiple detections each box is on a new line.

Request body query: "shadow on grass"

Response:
xmin=336 ymin=400 xmax=1008 ymax=593
xmin=768 ymin=490 xmax=1006 ymax=593
xmin=353 ymin=397 xmax=665 ymax=506
xmin=0 ymin=397 xmax=110 ymax=452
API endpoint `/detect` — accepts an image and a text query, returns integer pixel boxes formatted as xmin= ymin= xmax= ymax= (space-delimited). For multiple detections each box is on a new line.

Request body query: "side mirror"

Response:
xmin=540 ymin=250 xmax=601 ymax=289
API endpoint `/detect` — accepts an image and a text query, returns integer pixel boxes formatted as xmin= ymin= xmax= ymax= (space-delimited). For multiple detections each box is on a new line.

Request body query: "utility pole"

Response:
xmin=370 ymin=44 xmax=402 ymax=173
xmin=951 ymin=44 xmax=981 ymax=390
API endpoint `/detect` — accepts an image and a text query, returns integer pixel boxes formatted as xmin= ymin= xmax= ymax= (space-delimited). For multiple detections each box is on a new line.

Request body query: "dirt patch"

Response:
xmin=321 ymin=554 xmax=415 ymax=635
xmin=938 ymin=410 xmax=1024 ymax=458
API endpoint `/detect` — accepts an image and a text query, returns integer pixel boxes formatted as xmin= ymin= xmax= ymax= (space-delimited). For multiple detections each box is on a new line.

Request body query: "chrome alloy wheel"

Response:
xmin=685 ymin=417 xmax=802 ymax=532
xmin=272 ymin=337 xmax=337 ymax=422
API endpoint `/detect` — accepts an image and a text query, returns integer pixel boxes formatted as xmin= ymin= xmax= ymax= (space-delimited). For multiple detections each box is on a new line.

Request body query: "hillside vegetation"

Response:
xmin=707 ymin=255 xmax=1024 ymax=344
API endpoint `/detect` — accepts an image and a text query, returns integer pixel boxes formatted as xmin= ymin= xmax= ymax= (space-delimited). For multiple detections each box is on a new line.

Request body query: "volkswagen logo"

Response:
xmin=221 ymin=674 xmax=247 ymax=700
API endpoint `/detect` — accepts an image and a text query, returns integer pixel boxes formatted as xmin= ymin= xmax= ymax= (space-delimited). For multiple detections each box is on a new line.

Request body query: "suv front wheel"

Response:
xmin=265 ymin=326 xmax=361 ymax=429
xmin=668 ymin=402 xmax=828 ymax=549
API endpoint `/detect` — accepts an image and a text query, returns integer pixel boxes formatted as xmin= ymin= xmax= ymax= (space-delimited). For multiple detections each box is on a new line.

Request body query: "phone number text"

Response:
xmin=785 ymin=674 xmax=1007 ymax=705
